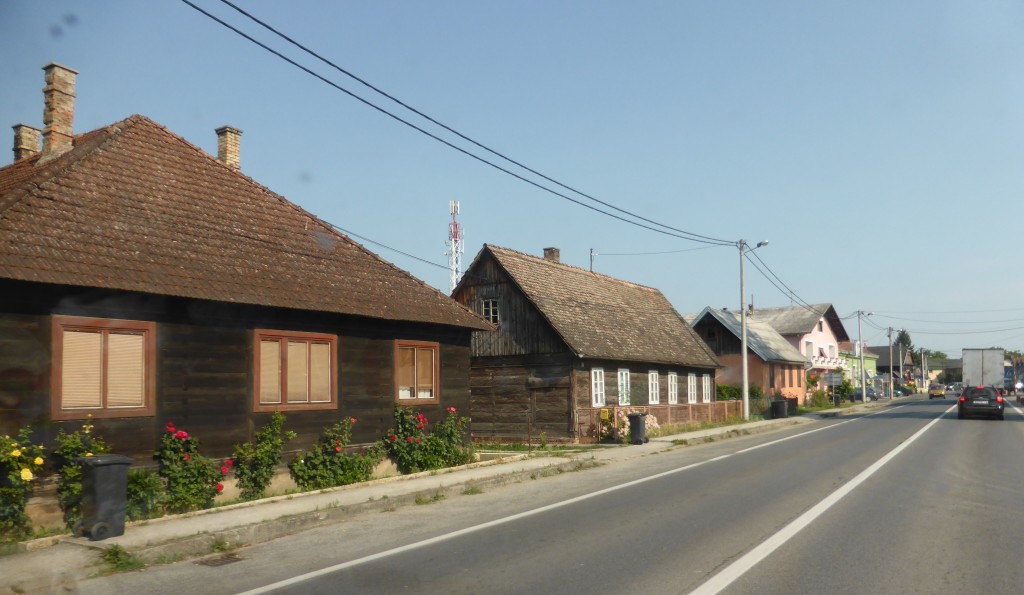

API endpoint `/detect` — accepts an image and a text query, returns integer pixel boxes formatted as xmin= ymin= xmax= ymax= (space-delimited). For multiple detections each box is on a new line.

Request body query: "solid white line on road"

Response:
xmin=735 ymin=405 xmax=901 ymax=454
xmin=235 ymin=406 xmax=900 ymax=595
xmin=689 ymin=402 xmax=956 ymax=595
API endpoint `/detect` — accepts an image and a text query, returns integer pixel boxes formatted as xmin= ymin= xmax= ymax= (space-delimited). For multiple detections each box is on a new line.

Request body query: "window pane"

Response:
xmin=309 ymin=342 xmax=331 ymax=403
xmin=107 ymin=332 xmax=145 ymax=408
xmin=398 ymin=347 xmax=415 ymax=399
xmin=62 ymin=330 xmax=102 ymax=409
xmin=287 ymin=341 xmax=309 ymax=403
xmin=260 ymin=340 xmax=281 ymax=404
xmin=416 ymin=348 xmax=434 ymax=399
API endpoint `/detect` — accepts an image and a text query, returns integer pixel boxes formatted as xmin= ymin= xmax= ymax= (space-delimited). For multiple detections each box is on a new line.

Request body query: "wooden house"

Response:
xmin=451 ymin=244 xmax=734 ymax=443
xmin=0 ymin=63 xmax=491 ymax=462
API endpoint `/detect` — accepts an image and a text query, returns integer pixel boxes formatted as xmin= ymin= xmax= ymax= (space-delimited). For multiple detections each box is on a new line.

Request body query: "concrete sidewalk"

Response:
xmin=0 ymin=403 xmax=880 ymax=593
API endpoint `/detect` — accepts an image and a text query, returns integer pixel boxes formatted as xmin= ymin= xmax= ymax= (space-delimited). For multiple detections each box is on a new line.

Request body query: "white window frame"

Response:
xmin=618 ymin=369 xmax=631 ymax=405
xmin=702 ymin=374 xmax=711 ymax=403
xmin=591 ymin=368 xmax=606 ymax=407
xmin=668 ymin=372 xmax=678 ymax=404
xmin=828 ymin=344 xmax=836 ymax=359
xmin=648 ymin=371 xmax=660 ymax=404
xmin=687 ymin=373 xmax=697 ymax=404
xmin=805 ymin=340 xmax=814 ymax=358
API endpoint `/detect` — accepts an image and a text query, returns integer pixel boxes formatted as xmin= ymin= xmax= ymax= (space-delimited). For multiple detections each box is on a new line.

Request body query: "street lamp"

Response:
xmin=740 ymin=239 xmax=768 ymax=420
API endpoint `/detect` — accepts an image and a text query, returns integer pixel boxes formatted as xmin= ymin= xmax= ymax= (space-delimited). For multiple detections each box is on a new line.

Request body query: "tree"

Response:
xmin=895 ymin=329 xmax=914 ymax=364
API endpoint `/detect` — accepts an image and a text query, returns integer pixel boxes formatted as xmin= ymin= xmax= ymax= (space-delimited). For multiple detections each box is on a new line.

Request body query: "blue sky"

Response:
xmin=3 ymin=1 xmax=1024 ymax=356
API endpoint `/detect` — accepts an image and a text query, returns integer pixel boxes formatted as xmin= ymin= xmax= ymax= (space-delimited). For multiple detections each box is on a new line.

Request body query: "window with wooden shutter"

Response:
xmin=254 ymin=330 xmax=337 ymax=412
xmin=395 ymin=341 xmax=440 ymax=404
xmin=51 ymin=317 xmax=155 ymax=420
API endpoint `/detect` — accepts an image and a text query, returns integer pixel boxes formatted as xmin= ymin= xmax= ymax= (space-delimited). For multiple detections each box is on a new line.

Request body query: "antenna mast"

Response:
xmin=446 ymin=201 xmax=464 ymax=293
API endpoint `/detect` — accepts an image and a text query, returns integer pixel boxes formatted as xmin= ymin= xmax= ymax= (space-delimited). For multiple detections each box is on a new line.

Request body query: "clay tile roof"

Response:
xmin=480 ymin=244 xmax=718 ymax=367
xmin=0 ymin=115 xmax=490 ymax=330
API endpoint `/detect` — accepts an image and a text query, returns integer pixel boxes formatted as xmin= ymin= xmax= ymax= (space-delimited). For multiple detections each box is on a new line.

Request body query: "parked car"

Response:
xmin=893 ymin=385 xmax=911 ymax=397
xmin=928 ymin=382 xmax=945 ymax=399
xmin=957 ymin=385 xmax=1004 ymax=420
xmin=864 ymin=387 xmax=878 ymax=401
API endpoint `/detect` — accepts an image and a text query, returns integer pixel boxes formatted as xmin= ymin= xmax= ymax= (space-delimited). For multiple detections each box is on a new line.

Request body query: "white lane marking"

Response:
xmin=735 ymin=404 xmax=899 ymax=454
xmin=690 ymin=402 xmax=957 ymax=595
xmin=237 ymin=406 xmax=898 ymax=595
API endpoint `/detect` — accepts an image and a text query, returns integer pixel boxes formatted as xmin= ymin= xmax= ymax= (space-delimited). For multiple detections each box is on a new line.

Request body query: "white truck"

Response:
xmin=961 ymin=348 xmax=1005 ymax=388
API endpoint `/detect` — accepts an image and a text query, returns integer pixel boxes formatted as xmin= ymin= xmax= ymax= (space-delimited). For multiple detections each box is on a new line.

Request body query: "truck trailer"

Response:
xmin=961 ymin=348 xmax=1005 ymax=388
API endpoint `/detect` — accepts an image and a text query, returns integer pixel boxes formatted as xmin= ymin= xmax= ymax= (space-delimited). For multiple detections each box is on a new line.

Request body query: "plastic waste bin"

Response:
xmin=627 ymin=412 xmax=649 ymax=445
xmin=76 ymin=454 xmax=132 ymax=541
xmin=770 ymin=399 xmax=788 ymax=419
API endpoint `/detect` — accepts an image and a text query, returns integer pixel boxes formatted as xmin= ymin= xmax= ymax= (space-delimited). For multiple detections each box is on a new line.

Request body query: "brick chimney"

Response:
xmin=215 ymin=126 xmax=242 ymax=170
xmin=41 ymin=63 xmax=77 ymax=160
xmin=12 ymin=124 xmax=41 ymax=161
xmin=543 ymin=247 xmax=560 ymax=263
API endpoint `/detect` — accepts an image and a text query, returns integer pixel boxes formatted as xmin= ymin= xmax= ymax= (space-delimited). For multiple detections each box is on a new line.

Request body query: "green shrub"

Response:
xmin=232 ymin=412 xmax=295 ymax=501
xmin=52 ymin=416 xmax=111 ymax=528
xmin=125 ymin=469 xmax=166 ymax=522
xmin=155 ymin=422 xmax=224 ymax=514
xmin=289 ymin=417 xmax=383 ymax=492
xmin=810 ymin=390 xmax=831 ymax=408
xmin=0 ymin=428 xmax=46 ymax=540
xmin=383 ymin=406 xmax=473 ymax=474
xmin=716 ymin=384 xmax=741 ymax=400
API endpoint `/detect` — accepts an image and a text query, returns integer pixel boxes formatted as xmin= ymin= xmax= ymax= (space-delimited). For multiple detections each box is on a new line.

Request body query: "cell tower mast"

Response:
xmin=446 ymin=201 xmax=464 ymax=293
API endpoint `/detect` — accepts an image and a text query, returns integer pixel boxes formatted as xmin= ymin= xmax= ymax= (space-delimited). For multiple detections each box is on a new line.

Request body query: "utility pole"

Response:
xmin=590 ymin=248 xmax=594 ymax=272
xmin=857 ymin=311 xmax=871 ymax=401
xmin=888 ymin=327 xmax=894 ymax=399
xmin=738 ymin=239 xmax=768 ymax=420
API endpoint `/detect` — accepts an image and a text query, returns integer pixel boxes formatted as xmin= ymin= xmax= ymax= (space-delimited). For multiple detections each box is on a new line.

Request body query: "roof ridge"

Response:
xmin=484 ymin=243 xmax=660 ymax=293
xmin=0 ymin=117 xmax=135 ymax=217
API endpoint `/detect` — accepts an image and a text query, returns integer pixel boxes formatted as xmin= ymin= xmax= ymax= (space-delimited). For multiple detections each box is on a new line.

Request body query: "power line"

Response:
xmin=747 ymin=250 xmax=820 ymax=315
xmin=181 ymin=0 xmax=733 ymax=247
xmin=215 ymin=0 xmax=734 ymax=247
xmin=872 ymin=313 xmax=1024 ymax=325
xmin=597 ymin=245 xmax=722 ymax=256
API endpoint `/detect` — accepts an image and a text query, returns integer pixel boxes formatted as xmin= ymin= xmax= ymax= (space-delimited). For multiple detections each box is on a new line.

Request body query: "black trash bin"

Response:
xmin=770 ymin=399 xmax=788 ymax=419
xmin=627 ymin=412 xmax=649 ymax=445
xmin=833 ymin=392 xmax=842 ymax=407
xmin=77 ymin=454 xmax=132 ymax=541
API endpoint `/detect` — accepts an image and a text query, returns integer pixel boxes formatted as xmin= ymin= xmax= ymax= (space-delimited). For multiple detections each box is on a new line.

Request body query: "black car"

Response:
xmin=957 ymin=386 xmax=1004 ymax=420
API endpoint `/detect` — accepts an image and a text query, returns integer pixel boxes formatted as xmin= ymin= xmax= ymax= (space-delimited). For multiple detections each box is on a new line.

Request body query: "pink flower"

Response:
xmin=175 ymin=430 xmax=188 ymax=440
xmin=406 ymin=436 xmax=413 ymax=443
xmin=389 ymin=435 xmax=397 ymax=442
xmin=215 ymin=483 xmax=224 ymax=493
xmin=447 ymin=407 xmax=456 ymax=413
xmin=415 ymin=438 xmax=421 ymax=444
xmin=335 ymin=446 xmax=342 ymax=452
xmin=166 ymin=422 xmax=175 ymax=433
xmin=221 ymin=466 xmax=229 ymax=475
xmin=184 ymin=454 xmax=190 ymax=461
xmin=349 ymin=417 xmax=356 ymax=424
xmin=225 ymin=459 xmax=233 ymax=467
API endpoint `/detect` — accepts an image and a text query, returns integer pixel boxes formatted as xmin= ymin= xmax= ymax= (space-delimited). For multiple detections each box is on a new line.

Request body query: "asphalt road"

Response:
xmin=78 ymin=397 xmax=1024 ymax=594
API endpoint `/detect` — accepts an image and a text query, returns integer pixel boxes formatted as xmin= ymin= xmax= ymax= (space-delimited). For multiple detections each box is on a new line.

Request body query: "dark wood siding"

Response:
xmin=693 ymin=316 xmax=742 ymax=356
xmin=453 ymin=254 xmax=566 ymax=357
xmin=0 ymin=279 xmax=474 ymax=462
xmin=469 ymin=354 xmax=573 ymax=441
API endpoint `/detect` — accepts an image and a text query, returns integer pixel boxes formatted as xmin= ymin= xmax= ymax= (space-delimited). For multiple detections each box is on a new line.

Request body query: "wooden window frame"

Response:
xmin=648 ymin=371 xmax=660 ymax=404
xmin=591 ymin=367 xmax=606 ymax=407
xmin=51 ymin=316 xmax=156 ymax=421
xmin=481 ymin=299 xmax=500 ymax=325
xmin=668 ymin=372 xmax=678 ymax=404
xmin=395 ymin=340 xmax=440 ymax=405
xmin=253 ymin=329 xmax=338 ymax=413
